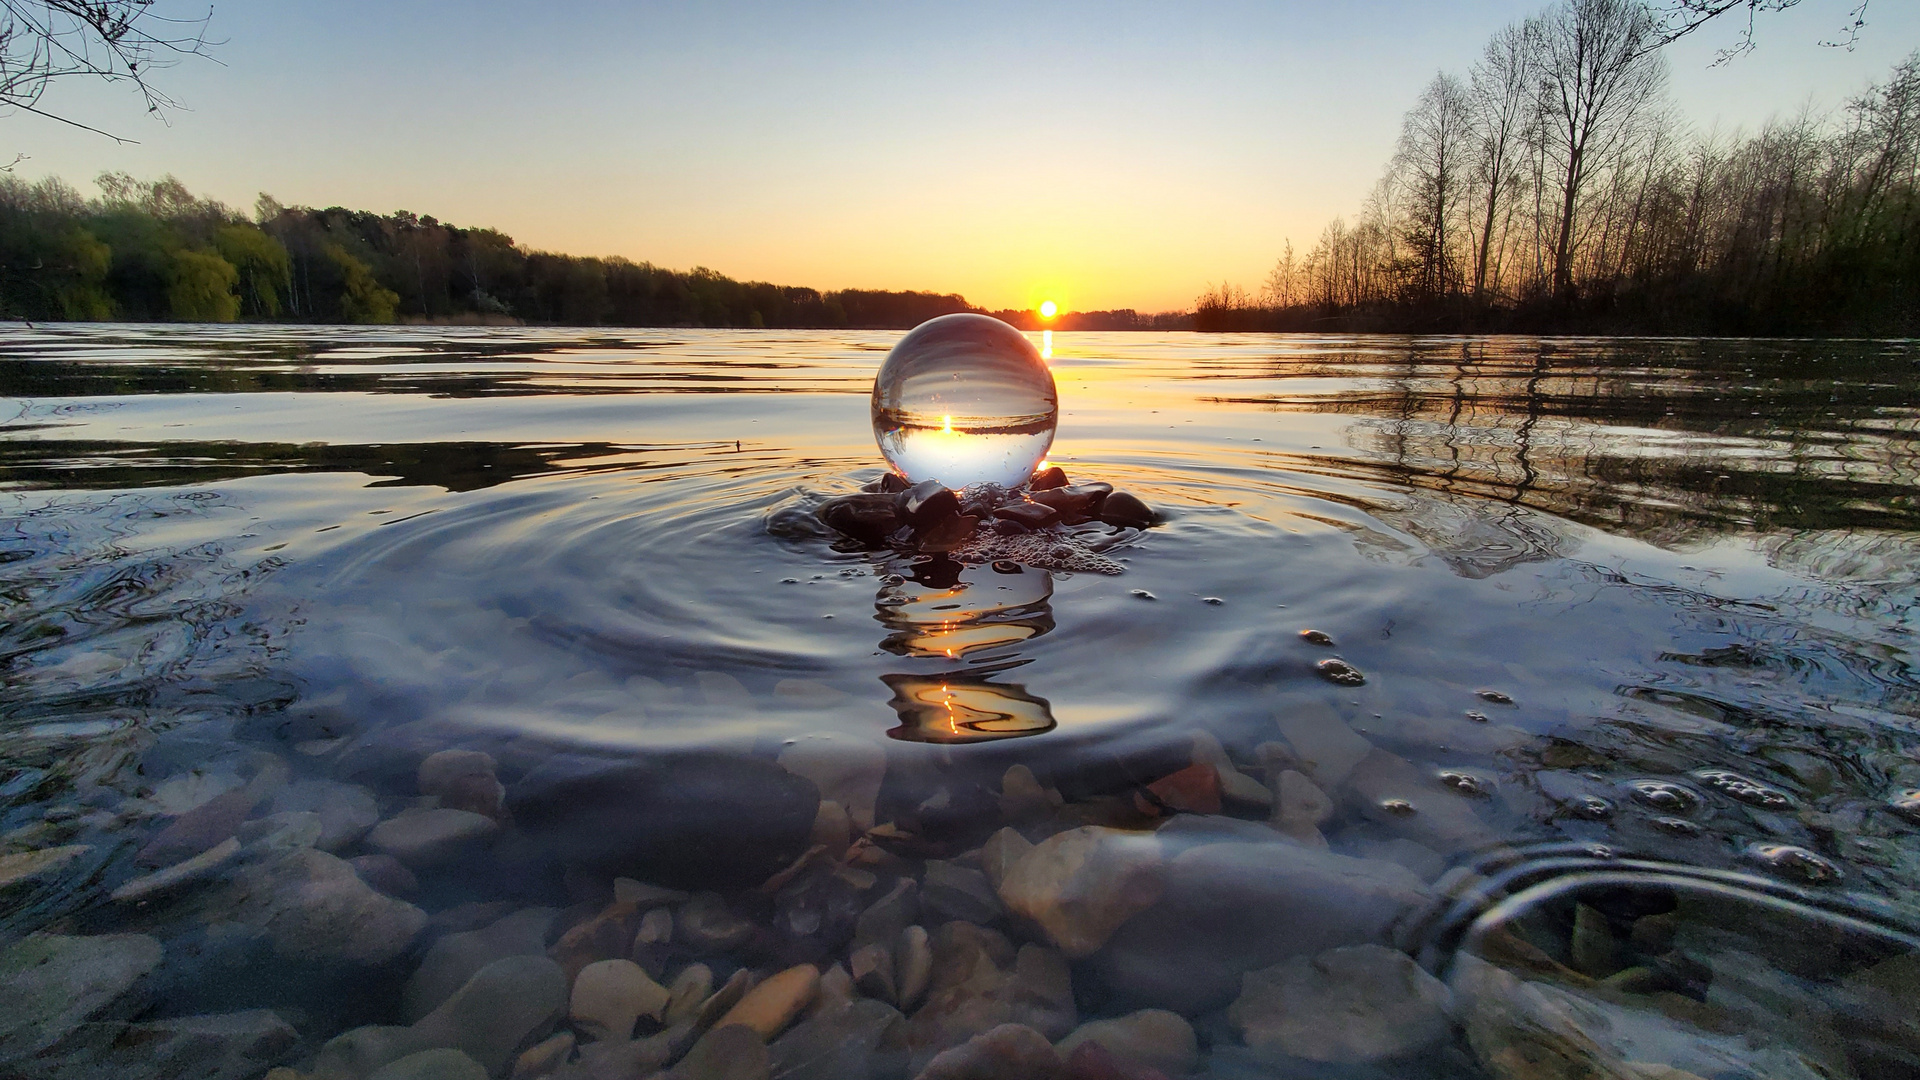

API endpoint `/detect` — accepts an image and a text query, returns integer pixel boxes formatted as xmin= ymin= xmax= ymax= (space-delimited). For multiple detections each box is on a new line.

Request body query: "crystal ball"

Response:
xmin=871 ymin=313 xmax=1057 ymax=490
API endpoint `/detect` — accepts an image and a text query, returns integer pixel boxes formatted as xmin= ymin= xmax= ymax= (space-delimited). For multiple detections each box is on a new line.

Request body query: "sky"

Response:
xmin=8 ymin=0 xmax=1917 ymax=312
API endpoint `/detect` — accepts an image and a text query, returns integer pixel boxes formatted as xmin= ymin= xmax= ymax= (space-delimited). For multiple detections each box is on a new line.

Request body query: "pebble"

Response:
xmin=851 ymin=942 xmax=896 ymax=1004
xmin=269 ymin=779 xmax=380 ymax=852
xmin=1888 ymin=788 xmax=1920 ymax=824
xmin=816 ymin=493 xmax=903 ymax=545
xmin=1228 ymin=944 xmax=1451 ymax=1063
xmin=980 ymin=828 xmax=1035 ymax=892
xmin=1270 ymin=769 xmax=1333 ymax=847
xmin=209 ymin=848 xmax=427 ymax=966
xmin=111 ymin=836 xmax=241 ymax=903
xmin=1055 ymin=1010 xmax=1197 ymax=1075
xmin=777 ymin=735 xmax=887 ymax=833
xmin=996 ymin=826 xmax=1165 ymax=958
xmin=418 ymin=750 xmax=505 ymax=819
xmin=409 ymin=955 xmax=569 ymax=1076
xmin=669 ymin=1022 xmax=769 ymax=1080
xmin=510 ymin=1032 xmax=573 ymax=1080
xmin=350 ymin=853 xmax=421 ymax=898
xmin=70 ymin=1009 xmax=300 ymax=1080
xmin=900 ymin=924 xmax=1077 ymax=1071
xmin=367 ymin=1048 xmax=488 ymax=1080
xmin=766 ymin=997 xmax=905 ymax=1080
xmin=136 ymin=787 xmax=258 ymax=867
xmin=679 ymin=892 xmax=757 ymax=951
xmin=0 ymin=933 xmax=164 ymax=1059
xmin=1099 ymin=492 xmax=1155 ymax=529
xmin=1272 ymin=703 xmax=1373 ymax=789
xmin=570 ymin=958 xmax=669 ymax=1042
xmin=715 ymin=964 xmax=819 ymax=1041
xmin=0 ymin=844 xmax=90 ymax=891
xmin=896 ymin=925 xmax=933 ymax=1012
xmin=663 ymin=964 xmax=715 ymax=1026
xmin=367 ymin=807 xmax=499 ymax=868
xmin=635 ymin=906 xmax=673 ymax=945
xmin=1143 ymin=763 xmax=1220 ymax=814
xmin=917 ymin=1023 xmax=1065 ymax=1080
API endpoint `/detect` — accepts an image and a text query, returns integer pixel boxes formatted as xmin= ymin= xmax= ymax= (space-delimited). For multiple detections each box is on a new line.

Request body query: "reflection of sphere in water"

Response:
xmin=872 ymin=313 xmax=1057 ymax=489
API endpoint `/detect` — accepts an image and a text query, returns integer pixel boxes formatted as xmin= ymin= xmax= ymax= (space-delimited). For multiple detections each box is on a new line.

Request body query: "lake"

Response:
xmin=3 ymin=325 xmax=1919 ymax=1080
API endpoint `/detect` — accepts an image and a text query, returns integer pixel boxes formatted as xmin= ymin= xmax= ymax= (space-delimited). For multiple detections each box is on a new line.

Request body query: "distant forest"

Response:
xmin=0 ymin=172 xmax=1185 ymax=331
xmin=1201 ymin=0 xmax=1920 ymax=336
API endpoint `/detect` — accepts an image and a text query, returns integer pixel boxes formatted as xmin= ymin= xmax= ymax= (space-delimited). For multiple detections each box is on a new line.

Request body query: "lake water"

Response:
xmin=3 ymin=325 xmax=1919 ymax=1080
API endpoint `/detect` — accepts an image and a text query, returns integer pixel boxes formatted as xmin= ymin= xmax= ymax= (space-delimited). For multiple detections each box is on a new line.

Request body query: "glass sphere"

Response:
xmin=871 ymin=313 xmax=1057 ymax=490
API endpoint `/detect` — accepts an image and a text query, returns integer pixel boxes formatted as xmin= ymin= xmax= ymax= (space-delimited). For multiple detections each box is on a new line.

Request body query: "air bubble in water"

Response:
xmin=872 ymin=313 xmax=1057 ymax=490
xmin=1746 ymin=843 xmax=1842 ymax=884
xmin=1624 ymin=779 xmax=1701 ymax=813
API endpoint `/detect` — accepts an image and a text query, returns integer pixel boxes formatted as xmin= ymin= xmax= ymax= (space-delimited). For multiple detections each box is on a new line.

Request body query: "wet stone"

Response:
xmin=680 ymin=892 xmax=759 ymax=952
xmin=1439 ymin=769 xmax=1495 ymax=798
xmin=817 ymin=494 xmax=903 ymax=546
xmin=1228 ymin=944 xmax=1451 ymax=1064
xmin=917 ymin=1023 xmax=1064 ymax=1080
xmin=1315 ymin=658 xmax=1367 ymax=686
xmin=993 ymin=501 xmax=1061 ymax=530
xmin=767 ymin=996 xmax=904 ymax=1080
xmin=0 ymin=844 xmax=90 ymax=891
xmin=406 ymin=906 xmax=559 ymax=1021
xmin=136 ymin=787 xmax=259 ymax=867
xmin=716 ymin=963 xmax=818 ymax=1041
xmin=1029 ymin=465 xmax=1070 ymax=491
xmin=996 ymin=826 xmax=1164 ymax=959
xmin=418 ymin=750 xmax=506 ymax=820
xmin=1055 ymin=1009 xmax=1197 ymax=1076
xmin=921 ymin=860 xmax=1004 ymax=926
xmin=897 ymin=480 xmax=960 ymax=528
xmin=0 ymin=933 xmax=164 ymax=1061
xmin=351 ymin=853 xmax=421 ymax=898
xmin=1098 ymin=491 xmax=1155 ymax=529
xmin=269 ymin=779 xmax=380 ymax=852
xmin=368 ymin=1048 xmax=489 ymax=1080
xmin=670 ymin=1022 xmax=768 ymax=1080
xmin=570 ymin=958 xmax=669 ymax=1042
xmin=207 ymin=847 xmax=427 ymax=967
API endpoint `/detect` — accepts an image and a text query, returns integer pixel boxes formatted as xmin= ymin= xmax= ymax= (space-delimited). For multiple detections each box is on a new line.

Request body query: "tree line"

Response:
xmin=1201 ymin=0 xmax=1918 ymax=335
xmin=0 ymin=173 xmax=1022 ymax=328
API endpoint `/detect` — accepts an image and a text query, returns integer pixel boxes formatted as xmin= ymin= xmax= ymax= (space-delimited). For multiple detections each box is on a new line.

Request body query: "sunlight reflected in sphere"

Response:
xmin=871 ymin=313 xmax=1058 ymax=489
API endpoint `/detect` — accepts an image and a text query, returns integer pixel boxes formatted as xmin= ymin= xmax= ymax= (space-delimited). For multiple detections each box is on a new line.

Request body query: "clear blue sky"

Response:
xmin=9 ymin=0 xmax=1915 ymax=310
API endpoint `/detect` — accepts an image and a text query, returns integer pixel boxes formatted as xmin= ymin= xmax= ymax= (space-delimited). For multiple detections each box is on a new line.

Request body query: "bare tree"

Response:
xmin=1535 ymin=0 xmax=1667 ymax=301
xmin=1 ymin=1 xmax=217 ymax=140
xmin=1466 ymin=21 xmax=1537 ymax=303
xmin=1394 ymin=72 xmax=1474 ymax=300
xmin=1655 ymin=0 xmax=1869 ymax=62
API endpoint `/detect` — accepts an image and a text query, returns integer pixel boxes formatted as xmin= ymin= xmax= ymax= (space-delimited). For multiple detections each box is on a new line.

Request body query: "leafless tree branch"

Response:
xmin=1 ymin=0 xmax=220 ymax=141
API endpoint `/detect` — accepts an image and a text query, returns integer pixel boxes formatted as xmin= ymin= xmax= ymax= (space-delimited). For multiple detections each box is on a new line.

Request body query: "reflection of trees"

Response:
xmin=1220 ymin=337 xmax=1920 ymax=546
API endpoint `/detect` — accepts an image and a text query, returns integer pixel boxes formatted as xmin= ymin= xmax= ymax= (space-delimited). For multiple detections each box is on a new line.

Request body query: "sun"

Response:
xmin=1038 ymin=300 xmax=1058 ymax=319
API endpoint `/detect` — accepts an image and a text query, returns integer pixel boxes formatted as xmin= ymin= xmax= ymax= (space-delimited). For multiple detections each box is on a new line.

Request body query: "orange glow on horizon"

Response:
xmin=1038 ymin=300 xmax=1058 ymax=319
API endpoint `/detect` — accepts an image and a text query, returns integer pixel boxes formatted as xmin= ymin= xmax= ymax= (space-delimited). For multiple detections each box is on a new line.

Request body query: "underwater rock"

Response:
xmin=1345 ymin=748 xmax=1501 ymax=855
xmin=570 ymin=959 xmax=670 ymax=1042
xmin=716 ymin=964 xmax=819 ymax=1041
xmin=1272 ymin=703 xmax=1373 ymax=790
xmin=419 ymin=750 xmax=507 ymax=820
xmin=0 ymin=933 xmax=163 ymax=1062
xmin=111 ymin=836 xmax=241 ymax=904
xmin=1271 ymin=770 xmax=1333 ymax=847
xmin=270 ymin=779 xmax=380 ymax=852
xmin=664 ymin=964 xmax=715 ymax=1027
xmin=508 ymin=752 xmax=820 ymax=889
xmin=921 ymin=861 xmax=1003 ymax=926
xmin=350 ymin=854 xmax=421 ymax=898
xmin=1097 ymin=492 xmax=1154 ymax=530
xmin=980 ymin=828 xmax=1034 ymax=892
xmin=136 ymin=787 xmax=260 ymax=867
xmin=1029 ymin=483 xmax=1111 ymax=523
xmin=368 ymin=807 xmax=499 ymax=869
xmin=210 ymin=848 xmax=427 ymax=967
xmin=897 ymin=925 xmax=934 ymax=1012
xmin=767 ymin=996 xmax=905 ymax=1080
xmin=48 ymin=1009 xmax=299 ymax=1080
xmin=899 ymin=923 xmax=1076 ymax=1071
xmin=917 ymin=1023 xmax=1064 ymax=1080
xmin=1141 ymin=764 xmax=1221 ymax=815
xmin=817 ymin=494 xmax=902 ymax=546
xmin=1085 ymin=840 xmax=1429 ymax=1016
xmin=406 ymin=907 xmax=560 ymax=1021
xmin=669 ymin=1022 xmax=769 ymax=1080
xmin=1227 ymin=944 xmax=1450 ymax=1064
xmin=679 ymin=892 xmax=759 ymax=952
xmin=0 ymin=844 xmax=90 ymax=892
xmin=853 ymin=878 xmax=920 ymax=950
xmin=996 ymin=826 xmax=1164 ymax=959
xmin=1054 ymin=1010 xmax=1197 ymax=1076
xmin=367 ymin=1048 xmax=489 ymax=1080
xmin=778 ymin=734 xmax=887 ymax=833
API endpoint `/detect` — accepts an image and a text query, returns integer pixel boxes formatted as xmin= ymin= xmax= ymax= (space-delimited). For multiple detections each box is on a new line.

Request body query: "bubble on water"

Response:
xmin=872 ymin=313 xmax=1057 ymax=490
xmin=1570 ymin=796 xmax=1615 ymax=820
xmin=1651 ymin=816 xmax=1703 ymax=836
xmin=1624 ymin=779 xmax=1701 ymax=813
xmin=1299 ymin=629 xmax=1335 ymax=646
xmin=1130 ymin=589 xmax=1157 ymax=601
xmin=1477 ymin=689 xmax=1514 ymax=704
xmin=1691 ymin=768 xmax=1795 ymax=810
xmin=1464 ymin=710 xmax=1490 ymax=723
xmin=1379 ymin=798 xmax=1417 ymax=816
xmin=1202 ymin=596 xmax=1225 ymax=606
xmin=1316 ymin=658 xmax=1366 ymax=686
xmin=1746 ymin=843 xmax=1842 ymax=884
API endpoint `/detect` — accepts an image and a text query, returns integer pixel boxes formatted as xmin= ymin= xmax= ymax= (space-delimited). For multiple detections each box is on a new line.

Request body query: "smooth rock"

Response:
xmin=921 ymin=861 xmax=1002 ymax=926
xmin=1272 ymin=769 xmax=1332 ymax=847
xmin=896 ymin=480 xmax=960 ymax=529
xmin=916 ymin=1023 xmax=1064 ymax=1080
xmin=0 ymin=934 xmax=164 ymax=1060
xmin=896 ymin=925 xmax=933 ymax=1012
xmin=1189 ymin=732 xmax=1273 ymax=814
xmin=778 ymin=735 xmax=887 ymax=832
xmin=571 ymin=959 xmax=669 ymax=1042
xmin=270 ymin=779 xmax=380 ymax=852
xmin=53 ymin=1009 xmax=299 ymax=1080
xmin=613 ymin=878 xmax=690 ymax=908
xmin=979 ymin=828 xmax=1033 ymax=893
xmin=411 ymin=955 xmax=569 ymax=1076
xmin=237 ymin=810 xmax=325 ymax=851
xmin=211 ymin=847 xmax=427 ymax=966
xmin=811 ymin=800 xmax=852 ymax=860
xmin=851 ymin=942 xmax=896 ymax=1005
xmin=111 ymin=836 xmax=240 ymax=903
xmin=670 ymin=1023 xmax=769 ymax=1080
xmin=1272 ymin=703 xmax=1373 ymax=790
xmin=512 ymin=1031 xmax=574 ymax=1080
xmin=817 ymin=494 xmax=904 ymax=547
xmin=367 ymin=807 xmax=499 ymax=868
xmin=1055 ymin=1010 xmax=1197 ymax=1076
xmin=352 ymin=853 xmax=421 ymax=898
xmin=368 ymin=1048 xmax=489 ymax=1080
xmin=853 ymin=879 xmax=919 ymax=950
xmin=679 ymin=892 xmax=758 ymax=952
xmin=509 ymin=753 xmax=820 ymax=888
xmin=136 ymin=787 xmax=259 ymax=867
xmin=693 ymin=969 xmax=756 ymax=1033
xmin=1097 ymin=492 xmax=1154 ymax=530
xmin=664 ymin=964 xmax=714 ymax=1026
xmin=900 ymin=923 xmax=1076 ymax=1071
xmin=0 ymin=844 xmax=90 ymax=891
xmin=997 ymin=827 xmax=1163 ymax=958
xmin=635 ymin=907 xmax=673 ymax=945
xmin=419 ymin=749 xmax=506 ymax=818
xmin=767 ymin=996 xmax=905 ymax=1080
xmin=998 ymin=765 xmax=1059 ymax=825
xmin=1086 ymin=840 xmax=1429 ymax=1016
xmin=1063 ymin=1041 xmax=1172 ymax=1080
xmin=717 ymin=964 xmax=819 ymax=1041
xmin=1228 ymin=944 xmax=1450 ymax=1063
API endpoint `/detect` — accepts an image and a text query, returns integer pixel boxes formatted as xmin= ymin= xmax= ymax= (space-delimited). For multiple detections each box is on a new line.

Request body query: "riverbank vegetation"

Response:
xmin=1201 ymin=0 xmax=1919 ymax=335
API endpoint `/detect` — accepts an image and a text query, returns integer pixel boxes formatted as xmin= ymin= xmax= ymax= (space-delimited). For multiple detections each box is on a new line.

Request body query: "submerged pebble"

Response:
xmin=1691 ymin=768 xmax=1795 ymax=810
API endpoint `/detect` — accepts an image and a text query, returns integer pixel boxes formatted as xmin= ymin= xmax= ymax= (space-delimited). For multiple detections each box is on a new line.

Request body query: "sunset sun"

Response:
xmin=1038 ymin=300 xmax=1058 ymax=319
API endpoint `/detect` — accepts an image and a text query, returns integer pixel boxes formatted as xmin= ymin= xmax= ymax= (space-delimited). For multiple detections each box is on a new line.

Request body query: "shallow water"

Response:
xmin=3 ymin=326 xmax=1920 ymax=1079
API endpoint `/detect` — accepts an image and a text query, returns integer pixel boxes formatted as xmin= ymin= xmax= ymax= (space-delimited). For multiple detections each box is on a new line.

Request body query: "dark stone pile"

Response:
xmin=816 ymin=468 xmax=1157 ymax=555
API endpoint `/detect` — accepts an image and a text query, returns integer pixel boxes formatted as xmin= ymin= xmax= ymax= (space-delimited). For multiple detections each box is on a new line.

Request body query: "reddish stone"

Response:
xmin=1144 ymin=763 xmax=1222 ymax=815
xmin=1066 ymin=1042 xmax=1171 ymax=1080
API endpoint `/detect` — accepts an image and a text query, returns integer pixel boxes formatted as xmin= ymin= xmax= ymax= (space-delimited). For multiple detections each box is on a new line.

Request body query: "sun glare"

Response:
xmin=1038 ymin=300 xmax=1058 ymax=319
